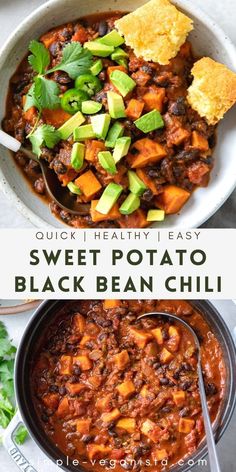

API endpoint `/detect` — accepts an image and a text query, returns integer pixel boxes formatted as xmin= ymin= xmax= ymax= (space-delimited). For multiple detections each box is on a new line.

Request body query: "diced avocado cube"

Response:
xmin=67 ymin=181 xmax=82 ymax=195
xmin=116 ymin=58 xmax=128 ymax=68
xmin=91 ymin=113 xmax=111 ymax=140
xmin=111 ymin=47 xmax=128 ymax=62
xmin=84 ymin=41 xmax=114 ymax=57
xmin=58 ymin=111 xmax=85 ymax=140
xmin=81 ymin=101 xmax=103 ymax=114
xmin=147 ymin=209 xmax=165 ymax=222
xmin=73 ymin=124 xmax=96 ymax=141
xmin=98 ymin=151 xmax=117 ymax=175
xmin=105 ymin=122 xmax=124 ymax=148
xmin=134 ymin=110 xmax=164 ymax=133
xmin=71 ymin=142 xmax=85 ymax=171
xmin=90 ymin=59 xmax=103 ymax=76
xmin=96 ymin=183 xmax=123 ymax=215
xmin=97 ymin=30 xmax=124 ymax=47
xmin=128 ymin=171 xmax=147 ymax=196
xmin=107 ymin=91 xmax=126 ymax=119
xmin=113 ymin=136 xmax=131 ymax=163
xmin=119 ymin=193 xmax=140 ymax=215
xmin=110 ymin=70 xmax=136 ymax=97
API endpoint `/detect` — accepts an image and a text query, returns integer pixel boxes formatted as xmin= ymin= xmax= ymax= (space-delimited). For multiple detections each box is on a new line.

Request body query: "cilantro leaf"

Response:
xmin=34 ymin=76 xmax=61 ymax=110
xmin=49 ymin=42 xmax=92 ymax=79
xmin=24 ymin=84 xmax=41 ymax=112
xmin=0 ymin=392 xmax=14 ymax=415
xmin=0 ymin=359 xmax=14 ymax=383
xmin=29 ymin=124 xmax=61 ymax=157
xmin=15 ymin=425 xmax=28 ymax=445
xmin=0 ymin=409 xmax=10 ymax=428
xmin=28 ymin=40 xmax=50 ymax=74
xmin=0 ymin=322 xmax=8 ymax=340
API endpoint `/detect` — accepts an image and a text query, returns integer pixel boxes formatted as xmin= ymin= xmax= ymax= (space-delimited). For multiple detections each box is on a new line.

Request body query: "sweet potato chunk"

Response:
xmin=73 ymin=313 xmax=86 ymax=333
xmin=143 ymin=87 xmax=165 ymax=112
xmin=173 ymin=390 xmax=186 ymax=407
xmin=117 ymin=380 xmax=135 ymax=398
xmin=141 ymin=419 xmax=161 ymax=443
xmin=136 ymin=169 xmax=159 ymax=195
xmin=103 ymin=299 xmax=121 ymax=309
xmin=75 ymin=170 xmax=102 ymax=200
xmin=66 ymin=383 xmax=86 ymax=396
xmin=101 ymin=408 xmax=121 ymax=424
xmin=58 ymin=168 xmax=78 ymax=187
xmin=56 ymin=397 xmax=71 ymax=417
xmin=116 ymin=417 xmax=136 ymax=433
xmin=85 ymin=140 xmax=106 ymax=162
xmin=91 ymin=200 xmax=121 ymax=223
xmin=151 ymin=327 xmax=164 ymax=345
xmin=126 ymin=99 xmax=144 ymax=120
xmin=42 ymin=393 xmax=59 ymax=410
xmin=129 ymin=327 xmax=152 ymax=349
xmin=191 ymin=131 xmax=209 ymax=152
xmin=73 ymin=355 xmax=92 ymax=371
xmin=168 ymin=127 xmax=190 ymax=146
xmin=76 ymin=419 xmax=91 ymax=434
xmin=119 ymin=209 xmax=149 ymax=228
xmin=179 ymin=418 xmax=195 ymax=434
xmin=42 ymin=108 xmax=71 ymax=127
xmin=113 ymin=350 xmax=130 ymax=370
xmin=152 ymin=449 xmax=168 ymax=461
xmin=155 ymin=185 xmax=190 ymax=214
xmin=59 ymin=355 xmax=73 ymax=375
xmin=160 ymin=348 xmax=173 ymax=364
xmin=80 ymin=335 xmax=92 ymax=347
xmin=168 ymin=326 xmax=181 ymax=352
xmin=140 ymin=385 xmax=151 ymax=398
xmin=96 ymin=394 xmax=113 ymax=412
xmin=88 ymin=444 xmax=111 ymax=460
xmin=129 ymin=139 xmax=167 ymax=168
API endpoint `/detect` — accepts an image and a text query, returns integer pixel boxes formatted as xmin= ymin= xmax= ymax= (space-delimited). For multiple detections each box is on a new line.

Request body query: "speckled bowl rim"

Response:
xmin=0 ymin=0 xmax=236 ymax=228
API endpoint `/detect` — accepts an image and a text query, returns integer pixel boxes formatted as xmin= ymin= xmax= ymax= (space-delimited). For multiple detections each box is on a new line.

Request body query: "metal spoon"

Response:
xmin=137 ymin=311 xmax=221 ymax=472
xmin=0 ymin=129 xmax=90 ymax=215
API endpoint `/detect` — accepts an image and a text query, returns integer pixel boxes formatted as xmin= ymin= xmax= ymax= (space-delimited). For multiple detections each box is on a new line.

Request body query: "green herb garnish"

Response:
xmin=29 ymin=124 xmax=61 ymax=157
xmin=0 ymin=322 xmax=28 ymax=445
xmin=24 ymin=40 xmax=93 ymax=112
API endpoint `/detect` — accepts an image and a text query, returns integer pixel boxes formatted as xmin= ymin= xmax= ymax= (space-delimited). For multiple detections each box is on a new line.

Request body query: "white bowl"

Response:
xmin=0 ymin=0 xmax=236 ymax=228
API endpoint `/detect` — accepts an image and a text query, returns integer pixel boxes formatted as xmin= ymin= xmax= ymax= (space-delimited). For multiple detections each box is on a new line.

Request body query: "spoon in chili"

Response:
xmin=0 ymin=129 xmax=90 ymax=215
xmin=137 ymin=311 xmax=221 ymax=472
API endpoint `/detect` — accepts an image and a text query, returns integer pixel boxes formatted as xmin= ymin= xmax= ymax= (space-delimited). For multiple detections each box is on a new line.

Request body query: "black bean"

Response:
xmin=41 ymin=414 xmax=49 ymax=422
xmin=162 ymin=329 xmax=169 ymax=340
xmin=133 ymin=446 xmax=144 ymax=458
xmin=49 ymin=384 xmax=59 ymax=393
xmin=174 ymin=149 xmax=199 ymax=161
xmin=147 ymin=168 xmax=159 ymax=178
xmin=142 ymin=189 xmax=154 ymax=202
xmin=169 ymin=97 xmax=186 ymax=116
xmin=153 ymin=362 xmax=161 ymax=370
xmin=54 ymin=71 xmax=72 ymax=85
xmin=173 ymin=370 xmax=181 ymax=380
xmin=159 ymin=377 xmax=169 ymax=385
xmin=98 ymin=21 xmax=108 ymax=37
xmin=82 ymin=434 xmax=94 ymax=443
xmin=34 ymin=177 xmax=45 ymax=195
xmin=53 ymin=159 xmax=67 ymax=175
xmin=59 ymin=386 xmax=66 ymax=395
xmin=121 ymin=462 xmax=132 ymax=470
xmin=141 ymin=65 xmax=153 ymax=74
xmin=49 ymin=42 xmax=61 ymax=58
xmin=98 ymin=71 xmax=106 ymax=82
xmin=182 ymin=362 xmax=193 ymax=372
xmin=14 ymin=80 xmax=28 ymax=93
xmin=180 ymin=380 xmax=192 ymax=391
xmin=179 ymin=407 xmax=190 ymax=417
xmin=205 ymin=382 xmax=218 ymax=396
xmin=161 ymin=406 xmax=172 ymax=413
xmin=73 ymin=367 xmax=81 ymax=376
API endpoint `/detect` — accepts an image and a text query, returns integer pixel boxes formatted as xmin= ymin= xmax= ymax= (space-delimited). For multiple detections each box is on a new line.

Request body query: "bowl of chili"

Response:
xmin=4 ymin=299 xmax=236 ymax=472
xmin=0 ymin=0 xmax=236 ymax=228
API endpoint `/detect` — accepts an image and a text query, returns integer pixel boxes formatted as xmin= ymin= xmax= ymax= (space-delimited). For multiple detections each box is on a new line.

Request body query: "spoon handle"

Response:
xmin=198 ymin=364 xmax=221 ymax=472
xmin=0 ymin=129 xmax=21 ymax=152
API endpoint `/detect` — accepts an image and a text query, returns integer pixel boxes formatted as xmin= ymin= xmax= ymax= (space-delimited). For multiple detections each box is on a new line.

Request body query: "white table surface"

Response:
xmin=0 ymin=0 xmax=236 ymax=228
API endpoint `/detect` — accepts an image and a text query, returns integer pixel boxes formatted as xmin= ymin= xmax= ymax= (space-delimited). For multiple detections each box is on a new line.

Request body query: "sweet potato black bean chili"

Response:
xmin=31 ymin=300 xmax=225 ymax=471
xmin=3 ymin=13 xmax=216 ymax=228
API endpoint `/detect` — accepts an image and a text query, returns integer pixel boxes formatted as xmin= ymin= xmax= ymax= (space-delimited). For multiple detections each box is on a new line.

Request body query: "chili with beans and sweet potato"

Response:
xmin=3 ymin=12 xmax=216 ymax=228
xmin=31 ymin=300 xmax=225 ymax=470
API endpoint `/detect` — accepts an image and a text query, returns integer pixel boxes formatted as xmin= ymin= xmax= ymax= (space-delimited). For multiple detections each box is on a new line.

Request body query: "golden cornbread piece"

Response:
xmin=187 ymin=57 xmax=236 ymax=125
xmin=115 ymin=0 xmax=193 ymax=65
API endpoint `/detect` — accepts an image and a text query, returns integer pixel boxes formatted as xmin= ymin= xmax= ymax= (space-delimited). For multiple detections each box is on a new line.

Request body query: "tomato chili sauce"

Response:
xmin=31 ymin=300 xmax=225 ymax=471
xmin=2 ymin=12 xmax=216 ymax=228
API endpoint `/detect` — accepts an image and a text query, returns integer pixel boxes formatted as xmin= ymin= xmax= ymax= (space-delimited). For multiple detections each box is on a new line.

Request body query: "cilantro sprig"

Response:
xmin=0 ymin=322 xmax=28 ymax=445
xmin=24 ymin=39 xmax=92 ymax=113
xmin=29 ymin=124 xmax=61 ymax=157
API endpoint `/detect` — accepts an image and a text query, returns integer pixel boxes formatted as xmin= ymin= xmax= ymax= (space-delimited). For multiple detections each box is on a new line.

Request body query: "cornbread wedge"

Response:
xmin=187 ymin=57 xmax=236 ymax=124
xmin=115 ymin=0 xmax=193 ymax=65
